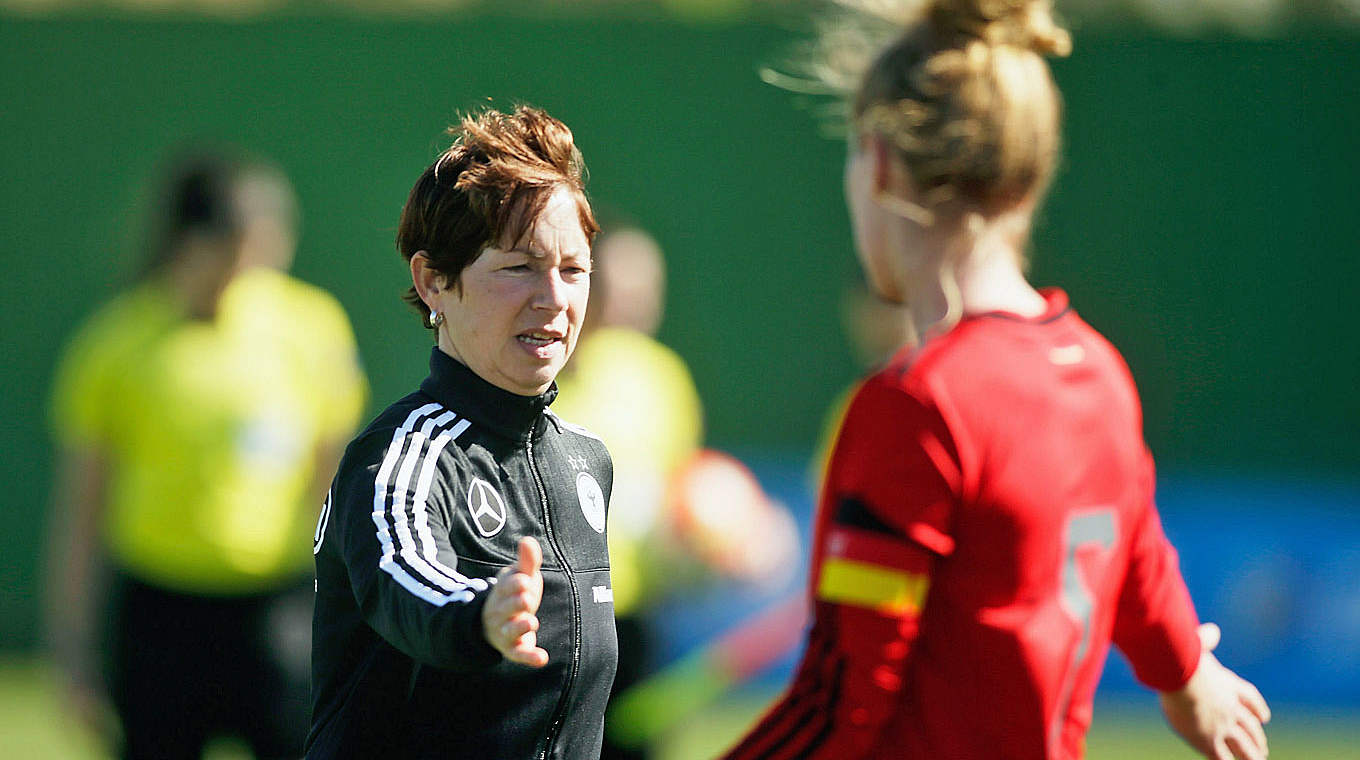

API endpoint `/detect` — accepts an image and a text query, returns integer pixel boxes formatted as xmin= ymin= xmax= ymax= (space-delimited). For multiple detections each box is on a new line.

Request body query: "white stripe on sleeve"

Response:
xmin=371 ymin=404 xmax=475 ymax=605
xmin=410 ymin=418 xmax=482 ymax=590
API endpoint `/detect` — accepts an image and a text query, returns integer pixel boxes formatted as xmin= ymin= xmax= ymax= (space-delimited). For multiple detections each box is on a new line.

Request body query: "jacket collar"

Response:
xmin=419 ymin=347 xmax=557 ymax=442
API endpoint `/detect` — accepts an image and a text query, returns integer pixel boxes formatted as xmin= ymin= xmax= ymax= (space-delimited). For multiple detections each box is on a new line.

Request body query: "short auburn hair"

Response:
xmin=396 ymin=105 xmax=599 ymax=327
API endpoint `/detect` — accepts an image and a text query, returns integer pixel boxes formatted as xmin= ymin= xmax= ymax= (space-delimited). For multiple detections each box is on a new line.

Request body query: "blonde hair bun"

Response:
xmin=928 ymin=0 xmax=1071 ymax=57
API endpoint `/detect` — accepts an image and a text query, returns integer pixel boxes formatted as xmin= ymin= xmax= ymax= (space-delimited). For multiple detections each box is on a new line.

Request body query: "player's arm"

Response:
xmin=44 ymin=445 xmax=109 ymax=667
xmin=44 ymin=325 xmax=118 ymax=727
xmin=811 ymin=500 xmax=942 ymax=758
xmin=1112 ymin=454 xmax=1270 ymax=760
xmin=42 ymin=444 xmax=113 ymax=731
xmin=1111 ymin=497 xmax=1201 ymax=691
xmin=328 ymin=442 xmax=544 ymax=671
xmin=819 ymin=383 xmax=960 ymax=758
xmin=727 ymin=381 xmax=957 ymax=760
xmin=723 ymin=510 xmax=942 ymax=760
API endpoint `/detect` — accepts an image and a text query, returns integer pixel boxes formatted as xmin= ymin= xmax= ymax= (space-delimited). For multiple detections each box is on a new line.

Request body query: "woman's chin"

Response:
xmin=510 ymin=365 xmax=563 ymax=396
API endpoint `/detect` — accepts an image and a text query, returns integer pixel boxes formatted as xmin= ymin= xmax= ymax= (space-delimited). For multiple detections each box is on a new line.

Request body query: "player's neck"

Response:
xmin=164 ymin=248 xmax=236 ymax=322
xmin=905 ymin=233 xmax=1045 ymax=339
xmin=954 ymin=241 xmax=1046 ymax=318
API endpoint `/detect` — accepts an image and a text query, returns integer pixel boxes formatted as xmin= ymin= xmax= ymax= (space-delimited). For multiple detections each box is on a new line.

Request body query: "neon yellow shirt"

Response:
xmin=554 ymin=327 xmax=703 ymax=616
xmin=51 ymin=267 xmax=367 ymax=594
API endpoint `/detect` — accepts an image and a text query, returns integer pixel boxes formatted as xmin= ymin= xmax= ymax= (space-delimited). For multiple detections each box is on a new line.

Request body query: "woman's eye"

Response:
xmin=503 ymin=264 xmax=531 ymax=272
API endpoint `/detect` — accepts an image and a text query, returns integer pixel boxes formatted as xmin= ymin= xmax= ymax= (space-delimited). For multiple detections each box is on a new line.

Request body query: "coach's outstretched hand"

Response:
xmin=1159 ymin=622 xmax=1271 ymax=760
xmin=483 ymin=536 xmax=550 ymax=667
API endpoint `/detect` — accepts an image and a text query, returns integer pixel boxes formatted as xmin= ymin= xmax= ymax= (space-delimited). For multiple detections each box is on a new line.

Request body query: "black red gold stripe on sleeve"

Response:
xmin=816 ymin=527 xmax=931 ymax=617
xmin=834 ymin=494 xmax=955 ymax=557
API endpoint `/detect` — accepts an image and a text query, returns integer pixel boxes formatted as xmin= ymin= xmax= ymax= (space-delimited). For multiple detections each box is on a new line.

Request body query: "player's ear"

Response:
xmin=868 ymin=134 xmax=915 ymax=203
xmin=410 ymin=251 xmax=447 ymax=309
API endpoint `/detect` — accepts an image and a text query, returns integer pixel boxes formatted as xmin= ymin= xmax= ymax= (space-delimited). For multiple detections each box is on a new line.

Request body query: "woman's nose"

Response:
xmin=532 ymin=269 xmax=569 ymax=311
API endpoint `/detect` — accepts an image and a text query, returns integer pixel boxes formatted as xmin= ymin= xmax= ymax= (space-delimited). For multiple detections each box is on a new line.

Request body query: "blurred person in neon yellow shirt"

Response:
xmin=554 ymin=225 xmax=797 ymax=760
xmin=555 ymin=227 xmax=703 ymax=621
xmin=45 ymin=152 xmax=367 ymax=760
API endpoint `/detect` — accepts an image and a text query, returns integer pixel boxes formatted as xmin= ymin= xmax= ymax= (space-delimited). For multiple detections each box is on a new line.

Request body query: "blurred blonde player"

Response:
xmin=46 ymin=152 xmax=367 ymax=760
xmin=722 ymin=1 xmax=1270 ymax=759
xmin=554 ymin=225 xmax=797 ymax=759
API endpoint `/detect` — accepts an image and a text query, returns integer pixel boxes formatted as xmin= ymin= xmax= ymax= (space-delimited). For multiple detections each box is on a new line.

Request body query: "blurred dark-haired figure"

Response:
xmin=46 ymin=152 xmax=367 ymax=760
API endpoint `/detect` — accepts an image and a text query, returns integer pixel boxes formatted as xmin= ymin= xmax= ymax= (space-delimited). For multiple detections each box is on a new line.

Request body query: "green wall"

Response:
xmin=1 ymin=14 xmax=1356 ymax=646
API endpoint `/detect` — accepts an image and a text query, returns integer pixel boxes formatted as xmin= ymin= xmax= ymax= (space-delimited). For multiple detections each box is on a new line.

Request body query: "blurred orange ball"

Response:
xmin=666 ymin=449 xmax=798 ymax=584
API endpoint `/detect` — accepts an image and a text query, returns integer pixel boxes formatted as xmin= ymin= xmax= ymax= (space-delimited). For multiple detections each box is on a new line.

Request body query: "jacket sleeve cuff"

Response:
xmin=430 ymin=589 xmax=502 ymax=671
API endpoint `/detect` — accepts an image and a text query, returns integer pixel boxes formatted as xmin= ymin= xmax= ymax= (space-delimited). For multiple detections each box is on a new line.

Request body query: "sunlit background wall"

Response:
xmin=1 ymin=1 xmax=1356 ymax=757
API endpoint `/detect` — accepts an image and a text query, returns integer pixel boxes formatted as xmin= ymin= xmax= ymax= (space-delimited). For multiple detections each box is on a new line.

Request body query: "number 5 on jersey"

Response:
xmin=1051 ymin=509 xmax=1118 ymax=747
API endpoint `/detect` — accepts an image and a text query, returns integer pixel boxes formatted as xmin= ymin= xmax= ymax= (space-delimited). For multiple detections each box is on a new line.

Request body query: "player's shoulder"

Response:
xmin=342 ymin=393 xmax=448 ymax=460
xmin=894 ymin=316 xmax=1019 ymax=386
xmin=850 ymin=325 xmax=1009 ymax=428
xmin=231 ymin=267 xmax=352 ymax=329
xmin=844 ymin=355 xmax=945 ymax=431
xmin=887 ymin=291 xmax=1117 ymax=383
xmin=862 ymin=337 xmax=948 ymax=400
xmin=59 ymin=284 xmax=172 ymax=368
xmin=277 ymin=271 xmax=347 ymax=316
xmin=92 ymin=281 xmax=173 ymax=332
xmin=575 ymin=328 xmax=695 ymax=387
xmin=232 ymin=265 xmax=319 ymax=299
xmin=545 ymin=409 xmax=612 ymax=465
xmin=546 ymin=409 xmax=607 ymax=446
xmin=332 ymin=392 xmax=484 ymax=507
xmin=1063 ymin=310 xmax=1139 ymax=382
xmin=579 ymin=326 xmax=667 ymax=358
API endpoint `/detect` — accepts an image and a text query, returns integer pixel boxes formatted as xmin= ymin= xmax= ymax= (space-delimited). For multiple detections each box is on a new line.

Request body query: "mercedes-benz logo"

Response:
xmin=466 ymin=478 xmax=507 ymax=538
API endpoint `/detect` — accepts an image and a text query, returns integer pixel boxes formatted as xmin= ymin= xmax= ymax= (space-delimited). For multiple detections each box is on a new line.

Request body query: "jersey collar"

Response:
xmin=420 ymin=347 xmax=556 ymax=442
xmin=971 ymin=287 xmax=1071 ymax=324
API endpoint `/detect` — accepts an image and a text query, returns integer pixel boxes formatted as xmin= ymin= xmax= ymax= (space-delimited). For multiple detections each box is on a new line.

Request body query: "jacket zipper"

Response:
xmin=527 ymin=437 xmax=582 ymax=760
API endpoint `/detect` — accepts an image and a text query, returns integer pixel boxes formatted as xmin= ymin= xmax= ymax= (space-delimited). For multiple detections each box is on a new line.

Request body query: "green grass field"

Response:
xmin=3 ymin=656 xmax=1355 ymax=759
xmin=652 ymin=690 xmax=1360 ymax=760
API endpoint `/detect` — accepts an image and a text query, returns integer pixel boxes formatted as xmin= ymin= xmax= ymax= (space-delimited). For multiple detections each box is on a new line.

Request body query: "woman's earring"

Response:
xmin=430 ymin=309 xmax=445 ymax=328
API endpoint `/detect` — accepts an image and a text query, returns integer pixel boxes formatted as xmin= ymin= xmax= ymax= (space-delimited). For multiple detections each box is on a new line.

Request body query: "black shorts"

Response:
xmin=106 ymin=573 xmax=313 ymax=760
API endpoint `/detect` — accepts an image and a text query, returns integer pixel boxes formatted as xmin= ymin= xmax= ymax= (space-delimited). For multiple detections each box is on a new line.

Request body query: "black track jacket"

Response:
xmin=308 ymin=349 xmax=617 ymax=759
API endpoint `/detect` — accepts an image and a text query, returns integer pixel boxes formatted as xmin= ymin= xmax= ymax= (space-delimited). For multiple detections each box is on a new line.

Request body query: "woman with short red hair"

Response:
xmin=309 ymin=106 xmax=617 ymax=760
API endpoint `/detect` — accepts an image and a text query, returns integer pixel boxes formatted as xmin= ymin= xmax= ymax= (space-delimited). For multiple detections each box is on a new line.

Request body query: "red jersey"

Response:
xmin=723 ymin=290 xmax=1201 ymax=760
